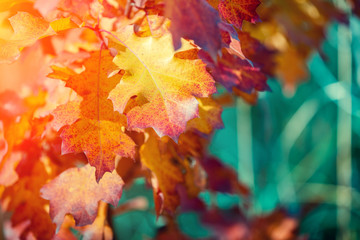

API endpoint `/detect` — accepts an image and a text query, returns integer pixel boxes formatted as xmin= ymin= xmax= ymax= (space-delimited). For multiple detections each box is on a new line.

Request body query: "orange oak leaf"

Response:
xmin=139 ymin=130 xmax=206 ymax=215
xmin=0 ymin=12 xmax=54 ymax=63
xmin=0 ymin=12 xmax=78 ymax=63
xmin=140 ymin=130 xmax=184 ymax=213
xmin=58 ymin=0 xmax=96 ymax=21
xmin=177 ymin=131 xmax=209 ymax=159
xmin=186 ymin=97 xmax=224 ymax=135
xmin=49 ymin=51 xmax=120 ymax=100
xmin=61 ymin=117 xmax=135 ymax=181
xmin=214 ymin=0 xmax=261 ymax=28
xmin=41 ymin=164 xmax=124 ymax=230
xmin=108 ymin=27 xmax=216 ymax=141
xmin=50 ymin=100 xmax=81 ymax=132
xmin=164 ymin=0 xmax=222 ymax=60
xmin=10 ymin=200 xmax=55 ymax=240
xmin=48 ymin=50 xmax=136 ymax=181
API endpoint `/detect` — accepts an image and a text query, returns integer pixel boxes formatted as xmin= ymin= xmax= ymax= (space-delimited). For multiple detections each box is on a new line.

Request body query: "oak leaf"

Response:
xmin=50 ymin=100 xmax=81 ymax=132
xmin=61 ymin=117 xmax=135 ymax=181
xmin=237 ymin=31 xmax=276 ymax=76
xmin=0 ymin=12 xmax=77 ymax=63
xmin=140 ymin=131 xmax=184 ymax=213
xmin=0 ymin=12 xmax=54 ymax=63
xmin=200 ymin=157 xmax=249 ymax=195
xmin=200 ymin=49 xmax=269 ymax=93
xmin=48 ymin=51 xmax=136 ymax=181
xmin=164 ymin=0 xmax=222 ymax=59
xmin=212 ymin=0 xmax=261 ymax=28
xmin=186 ymin=97 xmax=224 ymax=135
xmin=41 ymin=164 xmax=124 ymax=230
xmin=108 ymin=27 xmax=216 ymax=141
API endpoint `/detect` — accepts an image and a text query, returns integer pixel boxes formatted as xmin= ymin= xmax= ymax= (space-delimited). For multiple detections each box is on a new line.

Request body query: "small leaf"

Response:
xmin=41 ymin=164 xmax=124 ymax=230
xmin=217 ymin=0 xmax=261 ymax=28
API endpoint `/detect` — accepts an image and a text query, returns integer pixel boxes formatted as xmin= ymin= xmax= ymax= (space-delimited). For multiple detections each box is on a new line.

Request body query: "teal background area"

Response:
xmin=111 ymin=16 xmax=360 ymax=240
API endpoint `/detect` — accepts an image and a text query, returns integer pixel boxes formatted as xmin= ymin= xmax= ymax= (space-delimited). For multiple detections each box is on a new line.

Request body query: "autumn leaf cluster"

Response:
xmin=0 ymin=0 xmax=351 ymax=239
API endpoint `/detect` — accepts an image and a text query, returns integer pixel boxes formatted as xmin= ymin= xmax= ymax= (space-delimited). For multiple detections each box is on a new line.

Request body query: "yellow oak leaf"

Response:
xmin=140 ymin=130 xmax=184 ymax=213
xmin=107 ymin=27 xmax=216 ymax=141
xmin=0 ymin=11 xmax=54 ymax=63
xmin=0 ymin=12 xmax=78 ymax=63
xmin=186 ymin=97 xmax=224 ymax=135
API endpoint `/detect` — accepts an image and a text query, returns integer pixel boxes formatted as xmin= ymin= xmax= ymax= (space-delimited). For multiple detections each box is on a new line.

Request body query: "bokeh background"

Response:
xmin=111 ymin=5 xmax=360 ymax=240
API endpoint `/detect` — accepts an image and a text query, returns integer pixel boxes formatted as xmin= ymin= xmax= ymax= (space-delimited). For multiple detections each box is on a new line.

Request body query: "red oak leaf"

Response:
xmin=164 ymin=0 xmax=222 ymax=59
xmin=200 ymin=157 xmax=249 ymax=195
xmin=199 ymin=49 xmax=269 ymax=93
xmin=216 ymin=0 xmax=261 ymax=28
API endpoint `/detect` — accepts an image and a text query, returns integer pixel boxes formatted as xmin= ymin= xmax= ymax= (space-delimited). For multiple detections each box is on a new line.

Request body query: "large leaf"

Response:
xmin=199 ymin=49 xmax=269 ymax=93
xmin=108 ymin=27 xmax=216 ymax=141
xmin=48 ymin=51 xmax=136 ymax=181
